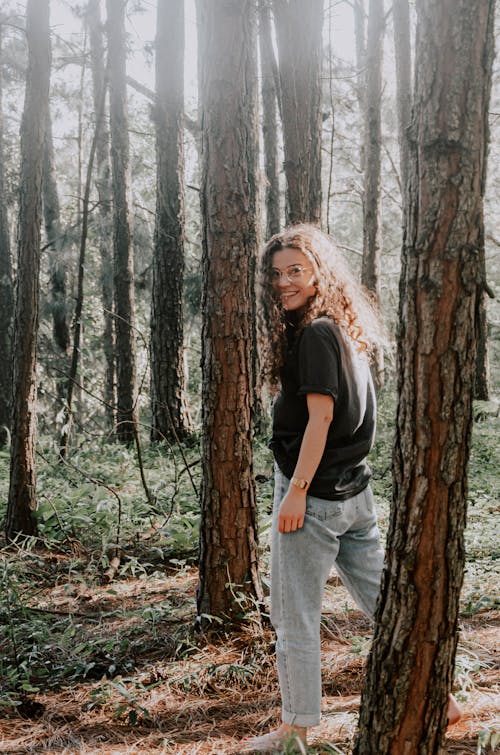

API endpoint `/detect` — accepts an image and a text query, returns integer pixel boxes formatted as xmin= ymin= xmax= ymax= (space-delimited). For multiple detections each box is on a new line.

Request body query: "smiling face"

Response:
xmin=271 ymin=248 xmax=317 ymax=312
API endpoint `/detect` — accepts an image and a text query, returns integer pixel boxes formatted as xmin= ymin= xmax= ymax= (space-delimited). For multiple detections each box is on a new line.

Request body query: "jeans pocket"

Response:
xmin=354 ymin=486 xmax=377 ymax=526
xmin=306 ymin=496 xmax=343 ymax=522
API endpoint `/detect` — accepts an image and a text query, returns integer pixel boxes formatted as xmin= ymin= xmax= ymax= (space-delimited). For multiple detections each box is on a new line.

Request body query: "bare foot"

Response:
xmin=447 ymin=693 xmax=462 ymax=726
xmin=239 ymin=723 xmax=307 ymax=753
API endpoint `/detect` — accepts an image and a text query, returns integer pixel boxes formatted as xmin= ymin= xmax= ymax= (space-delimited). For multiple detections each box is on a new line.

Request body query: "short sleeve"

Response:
xmin=297 ymin=319 xmax=341 ymax=399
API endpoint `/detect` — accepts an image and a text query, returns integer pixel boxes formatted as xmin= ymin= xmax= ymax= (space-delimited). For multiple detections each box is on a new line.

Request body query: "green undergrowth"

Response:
xmin=0 ymin=388 xmax=498 ymax=717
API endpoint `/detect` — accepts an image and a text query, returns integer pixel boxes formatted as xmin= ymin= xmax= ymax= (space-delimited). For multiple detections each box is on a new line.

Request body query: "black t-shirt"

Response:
xmin=270 ymin=316 xmax=376 ymax=501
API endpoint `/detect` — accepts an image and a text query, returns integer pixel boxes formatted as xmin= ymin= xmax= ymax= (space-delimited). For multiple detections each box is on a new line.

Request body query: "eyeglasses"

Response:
xmin=271 ymin=265 xmax=313 ymax=284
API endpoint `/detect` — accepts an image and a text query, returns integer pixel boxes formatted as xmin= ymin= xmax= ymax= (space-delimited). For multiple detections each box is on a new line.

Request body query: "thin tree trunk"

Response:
xmin=355 ymin=1 xmax=495 ymax=752
xmin=88 ymin=0 xmax=115 ymax=429
xmin=474 ymin=33 xmax=492 ymax=402
xmin=325 ymin=3 xmax=335 ymax=233
xmin=42 ymin=108 xmax=71 ymax=422
xmin=43 ymin=111 xmax=70 ymax=357
xmin=273 ymin=0 xmax=323 ymax=225
xmin=0 ymin=22 xmax=14 ymax=448
xmin=361 ymin=0 xmax=384 ymax=386
xmin=353 ymin=0 xmax=366 ymax=172
xmin=393 ymin=0 xmax=412 ymax=205
xmin=196 ymin=0 xmax=263 ymax=621
xmin=474 ymin=283 xmax=490 ymax=399
xmin=150 ymin=0 xmax=192 ymax=443
xmin=106 ymin=0 xmax=137 ymax=444
xmin=59 ymin=87 xmax=106 ymax=459
xmin=255 ymin=0 xmax=280 ymax=433
xmin=6 ymin=0 xmax=50 ymax=539
xmin=258 ymin=0 xmax=280 ymax=239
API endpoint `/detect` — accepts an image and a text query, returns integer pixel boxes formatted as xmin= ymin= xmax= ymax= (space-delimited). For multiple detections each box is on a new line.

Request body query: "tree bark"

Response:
xmin=273 ymin=0 xmax=323 ymax=225
xmin=474 ymin=284 xmax=490 ymax=400
xmin=361 ymin=0 xmax=384 ymax=386
xmin=106 ymin=0 xmax=137 ymax=444
xmin=355 ymin=1 xmax=495 ymax=752
xmin=6 ymin=0 xmax=50 ymax=539
xmin=87 ymin=0 xmax=116 ymax=428
xmin=196 ymin=0 xmax=263 ymax=621
xmin=0 ymin=22 xmax=14 ymax=448
xmin=258 ymin=0 xmax=280 ymax=239
xmin=150 ymin=0 xmax=192 ymax=443
xmin=474 ymin=32 xmax=493 ymax=402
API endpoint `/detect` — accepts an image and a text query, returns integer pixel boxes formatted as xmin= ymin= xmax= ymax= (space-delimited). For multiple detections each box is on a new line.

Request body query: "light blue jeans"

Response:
xmin=270 ymin=467 xmax=385 ymax=727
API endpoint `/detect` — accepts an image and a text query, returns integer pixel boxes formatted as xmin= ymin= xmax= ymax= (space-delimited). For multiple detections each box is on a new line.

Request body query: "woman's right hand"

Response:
xmin=278 ymin=488 xmax=307 ymax=533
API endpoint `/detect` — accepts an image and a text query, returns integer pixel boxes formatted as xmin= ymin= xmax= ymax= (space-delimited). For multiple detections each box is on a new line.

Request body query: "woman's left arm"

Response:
xmin=278 ymin=392 xmax=334 ymax=533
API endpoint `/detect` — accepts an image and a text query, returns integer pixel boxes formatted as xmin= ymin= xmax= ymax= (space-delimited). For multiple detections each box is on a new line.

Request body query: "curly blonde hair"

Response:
xmin=259 ymin=224 xmax=382 ymax=389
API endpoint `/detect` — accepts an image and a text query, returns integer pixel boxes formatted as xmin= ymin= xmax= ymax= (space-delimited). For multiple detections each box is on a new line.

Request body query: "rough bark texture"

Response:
xmin=106 ymin=0 xmax=137 ymax=444
xmin=355 ymin=1 xmax=495 ymax=752
xmin=88 ymin=0 xmax=116 ymax=428
xmin=6 ymin=0 xmax=50 ymax=538
xmin=393 ymin=0 xmax=412 ymax=205
xmin=196 ymin=0 xmax=263 ymax=620
xmin=273 ymin=0 xmax=323 ymax=225
xmin=150 ymin=0 xmax=191 ymax=443
xmin=43 ymin=111 xmax=70 ymax=355
xmin=258 ymin=0 xmax=280 ymax=239
xmin=0 ymin=23 xmax=14 ymax=448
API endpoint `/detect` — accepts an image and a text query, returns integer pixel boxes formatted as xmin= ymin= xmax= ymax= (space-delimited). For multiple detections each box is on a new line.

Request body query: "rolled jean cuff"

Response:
xmin=282 ymin=706 xmax=321 ymax=728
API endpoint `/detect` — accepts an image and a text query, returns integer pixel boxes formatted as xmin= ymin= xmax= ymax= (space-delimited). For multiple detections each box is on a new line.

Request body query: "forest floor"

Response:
xmin=0 ymin=392 xmax=498 ymax=754
xmin=0 ymin=564 xmax=497 ymax=754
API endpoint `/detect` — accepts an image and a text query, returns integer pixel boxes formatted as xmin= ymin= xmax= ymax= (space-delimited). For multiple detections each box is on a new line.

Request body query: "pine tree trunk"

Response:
xmin=43 ymin=111 xmax=70 ymax=355
xmin=196 ymin=0 xmax=263 ymax=620
xmin=254 ymin=0 xmax=280 ymax=433
xmin=150 ymin=0 xmax=192 ymax=443
xmin=361 ymin=0 xmax=384 ymax=386
xmin=353 ymin=0 xmax=366 ymax=118
xmin=87 ymin=0 xmax=116 ymax=429
xmin=273 ymin=0 xmax=323 ymax=225
xmin=474 ymin=286 xmax=490 ymax=400
xmin=106 ymin=0 xmax=137 ymax=444
xmin=0 ymin=23 xmax=14 ymax=448
xmin=59 ymin=77 xmax=106 ymax=459
xmin=353 ymin=0 xmax=366 ymax=178
xmin=259 ymin=0 xmax=280 ymax=239
xmin=393 ymin=0 xmax=412 ymax=204
xmin=355 ymin=2 xmax=495 ymax=752
xmin=6 ymin=0 xmax=50 ymax=539
xmin=325 ymin=7 xmax=336 ymax=234
xmin=474 ymin=56 xmax=492 ymax=402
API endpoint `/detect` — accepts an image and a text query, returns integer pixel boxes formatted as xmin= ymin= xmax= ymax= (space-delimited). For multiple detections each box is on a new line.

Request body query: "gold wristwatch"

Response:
xmin=290 ymin=476 xmax=310 ymax=492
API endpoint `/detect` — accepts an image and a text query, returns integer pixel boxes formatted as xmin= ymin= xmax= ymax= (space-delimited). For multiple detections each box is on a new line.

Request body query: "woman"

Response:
xmin=240 ymin=225 xmax=460 ymax=752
